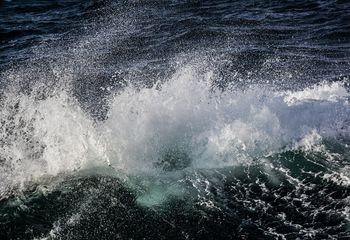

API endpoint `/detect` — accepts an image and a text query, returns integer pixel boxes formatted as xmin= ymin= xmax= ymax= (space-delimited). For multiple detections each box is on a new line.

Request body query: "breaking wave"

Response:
xmin=0 ymin=62 xmax=349 ymax=197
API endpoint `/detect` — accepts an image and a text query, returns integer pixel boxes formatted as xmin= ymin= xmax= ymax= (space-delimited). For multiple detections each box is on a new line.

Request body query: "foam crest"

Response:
xmin=102 ymin=66 xmax=350 ymax=172
xmin=283 ymin=81 xmax=349 ymax=105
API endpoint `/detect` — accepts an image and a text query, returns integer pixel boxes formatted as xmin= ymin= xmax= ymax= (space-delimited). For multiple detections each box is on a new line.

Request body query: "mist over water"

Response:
xmin=1 ymin=0 xmax=350 ymax=239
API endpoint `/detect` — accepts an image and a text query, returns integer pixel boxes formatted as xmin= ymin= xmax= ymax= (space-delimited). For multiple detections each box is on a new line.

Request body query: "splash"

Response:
xmin=102 ymin=67 xmax=350 ymax=172
xmin=0 ymin=63 xmax=349 ymax=197
xmin=0 ymin=90 xmax=107 ymax=195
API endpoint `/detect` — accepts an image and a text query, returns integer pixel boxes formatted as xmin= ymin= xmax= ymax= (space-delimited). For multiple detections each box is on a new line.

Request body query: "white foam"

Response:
xmin=0 ymin=91 xmax=107 ymax=195
xmin=283 ymin=81 xmax=349 ymax=105
xmin=102 ymin=66 xmax=350 ymax=172
xmin=0 ymin=63 xmax=349 ymax=195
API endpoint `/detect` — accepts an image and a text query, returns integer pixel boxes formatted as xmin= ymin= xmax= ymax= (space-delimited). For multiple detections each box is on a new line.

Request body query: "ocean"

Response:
xmin=0 ymin=0 xmax=350 ymax=239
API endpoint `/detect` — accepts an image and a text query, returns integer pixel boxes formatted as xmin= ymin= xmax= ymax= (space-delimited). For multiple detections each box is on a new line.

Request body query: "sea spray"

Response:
xmin=1 ymin=63 xmax=349 ymax=197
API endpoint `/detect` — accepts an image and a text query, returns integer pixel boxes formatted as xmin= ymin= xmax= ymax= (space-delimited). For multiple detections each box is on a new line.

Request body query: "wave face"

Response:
xmin=1 ymin=0 xmax=350 ymax=239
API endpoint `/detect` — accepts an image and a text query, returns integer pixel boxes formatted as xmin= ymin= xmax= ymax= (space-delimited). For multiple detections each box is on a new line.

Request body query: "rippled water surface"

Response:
xmin=0 ymin=1 xmax=350 ymax=239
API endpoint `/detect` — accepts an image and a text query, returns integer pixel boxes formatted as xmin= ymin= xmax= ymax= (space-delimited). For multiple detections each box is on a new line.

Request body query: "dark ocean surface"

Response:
xmin=0 ymin=0 xmax=350 ymax=239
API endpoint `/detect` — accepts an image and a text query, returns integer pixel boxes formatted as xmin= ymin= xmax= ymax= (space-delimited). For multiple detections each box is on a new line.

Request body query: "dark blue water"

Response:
xmin=0 ymin=1 xmax=350 ymax=239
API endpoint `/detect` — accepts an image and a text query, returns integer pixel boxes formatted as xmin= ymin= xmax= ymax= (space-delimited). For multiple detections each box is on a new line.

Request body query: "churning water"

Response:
xmin=0 ymin=0 xmax=350 ymax=239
